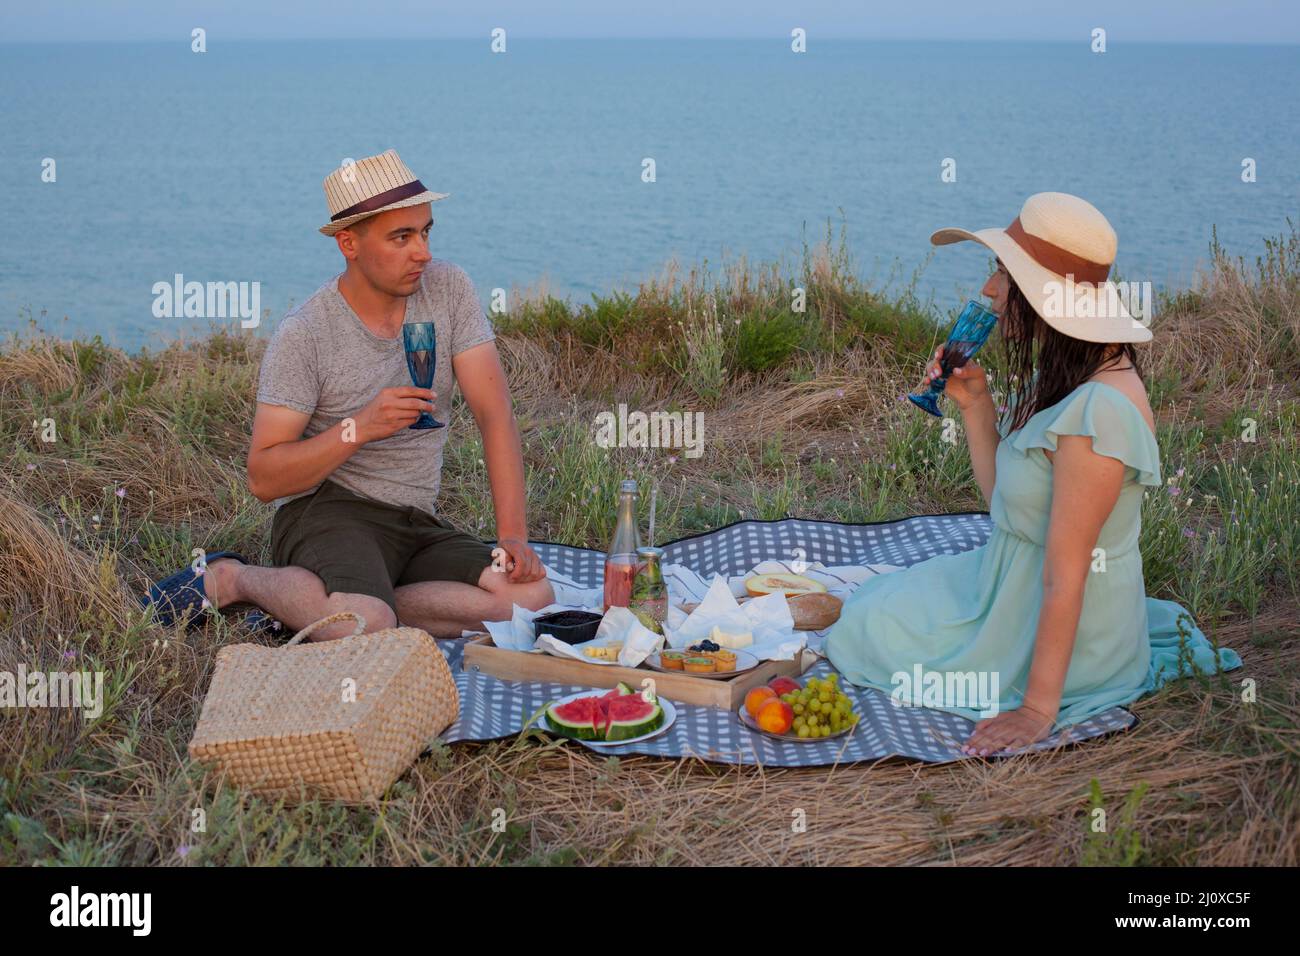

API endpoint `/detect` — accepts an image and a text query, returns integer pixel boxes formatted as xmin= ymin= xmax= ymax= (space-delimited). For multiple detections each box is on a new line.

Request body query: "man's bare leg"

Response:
xmin=393 ymin=567 xmax=554 ymax=638
xmin=203 ymin=558 xmax=396 ymax=641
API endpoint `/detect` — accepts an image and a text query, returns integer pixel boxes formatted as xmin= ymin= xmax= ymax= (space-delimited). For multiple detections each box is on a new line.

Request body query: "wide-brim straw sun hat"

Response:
xmin=319 ymin=148 xmax=448 ymax=236
xmin=931 ymin=191 xmax=1152 ymax=343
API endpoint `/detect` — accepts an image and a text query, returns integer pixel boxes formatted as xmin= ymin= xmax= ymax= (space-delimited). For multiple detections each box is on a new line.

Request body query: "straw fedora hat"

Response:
xmin=931 ymin=192 xmax=1152 ymax=343
xmin=319 ymin=149 xmax=448 ymax=236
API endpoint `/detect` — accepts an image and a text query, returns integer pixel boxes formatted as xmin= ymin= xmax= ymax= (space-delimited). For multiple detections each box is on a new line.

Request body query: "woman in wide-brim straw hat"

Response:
xmin=825 ymin=192 xmax=1241 ymax=756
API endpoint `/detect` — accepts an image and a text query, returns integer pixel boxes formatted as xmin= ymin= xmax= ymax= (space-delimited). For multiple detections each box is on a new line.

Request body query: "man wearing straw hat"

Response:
xmin=143 ymin=150 xmax=554 ymax=640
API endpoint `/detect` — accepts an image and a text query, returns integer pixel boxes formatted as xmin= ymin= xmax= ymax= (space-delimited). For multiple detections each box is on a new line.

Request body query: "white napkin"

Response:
xmin=535 ymin=606 xmax=664 ymax=667
xmin=481 ymin=601 xmax=663 ymax=666
xmin=476 ymin=558 xmax=905 ymax=659
xmin=481 ymin=601 xmax=571 ymax=651
xmin=666 ymin=575 xmax=805 ymax=661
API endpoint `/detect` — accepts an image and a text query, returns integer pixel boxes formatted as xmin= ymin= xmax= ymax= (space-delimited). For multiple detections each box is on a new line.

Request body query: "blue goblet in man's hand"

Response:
xmin=402 ymin=322 xmax=444 ymax=429
xmin=907 ymin=300 xmax=1000 ymax=417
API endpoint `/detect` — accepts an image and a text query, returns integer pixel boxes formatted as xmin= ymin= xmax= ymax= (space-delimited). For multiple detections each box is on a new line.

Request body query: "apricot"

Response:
xmin=757 ymin=698 xmax=795 ymax=734
xmin=745 ymin=686 xmax=777 ymax=718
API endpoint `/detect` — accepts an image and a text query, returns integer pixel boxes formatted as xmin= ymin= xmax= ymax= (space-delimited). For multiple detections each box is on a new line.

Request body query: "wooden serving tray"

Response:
xmin=461 ymin=634 xmax=816 ymax=710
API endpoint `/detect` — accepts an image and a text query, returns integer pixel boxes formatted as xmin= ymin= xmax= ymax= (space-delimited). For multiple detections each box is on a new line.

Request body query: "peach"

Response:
xmin=745 ymin=686 xmax=777 ymax=718
xmin=768 ymin=676 xmax=801 ymax=697
xmin=757 ymin=698 xmax=795 ymax=735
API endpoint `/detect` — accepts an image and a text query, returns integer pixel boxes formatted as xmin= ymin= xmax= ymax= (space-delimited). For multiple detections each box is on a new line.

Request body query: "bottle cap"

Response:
xmin=619 ymin=479 xmax=638 ymax=494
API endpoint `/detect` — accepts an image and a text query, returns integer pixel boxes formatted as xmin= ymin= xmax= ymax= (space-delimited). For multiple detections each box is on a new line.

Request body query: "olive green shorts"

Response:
xmin=270 ymin=479 xmax=494 ymax=617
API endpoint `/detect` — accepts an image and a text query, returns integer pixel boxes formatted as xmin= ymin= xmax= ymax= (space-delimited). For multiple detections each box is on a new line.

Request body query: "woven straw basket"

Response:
xmin=188 ymin=611 xmax=458 ymax=802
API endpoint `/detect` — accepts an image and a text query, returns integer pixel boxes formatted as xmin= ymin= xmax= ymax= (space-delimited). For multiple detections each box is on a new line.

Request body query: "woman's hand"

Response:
xmin=961 ymin=701 xmax=1057 ymax=756
xmin=919 ymin=346 xmax=990 ymax=413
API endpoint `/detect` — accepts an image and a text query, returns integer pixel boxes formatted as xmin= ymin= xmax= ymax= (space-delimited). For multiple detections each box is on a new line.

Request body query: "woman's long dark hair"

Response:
xmin=1000 ymin=277 xmax=1143 ymax=434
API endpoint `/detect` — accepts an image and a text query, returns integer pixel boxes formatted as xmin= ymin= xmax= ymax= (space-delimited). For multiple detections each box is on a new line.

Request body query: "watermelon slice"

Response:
xmin=603 ymin=694 xmax=665 ymax=742
xmin=545 ymin=696 xmax=605 ymax=741
xmin=547 ymin=691 xmax=665 ymax=742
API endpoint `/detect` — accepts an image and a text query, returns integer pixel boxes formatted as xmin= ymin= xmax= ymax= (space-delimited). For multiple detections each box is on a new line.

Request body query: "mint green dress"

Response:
xmin=825 ymin=381 xmax=1241 ymax=731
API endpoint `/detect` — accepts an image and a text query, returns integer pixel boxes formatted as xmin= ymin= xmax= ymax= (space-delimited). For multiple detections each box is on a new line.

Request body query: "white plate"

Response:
xmin=737 ymin=704 xmax=855 ymax=743
xmin=644 ymin=647 xmax=761 ymax=679
xmin=539 ymin=689 xmax=677 ymax=747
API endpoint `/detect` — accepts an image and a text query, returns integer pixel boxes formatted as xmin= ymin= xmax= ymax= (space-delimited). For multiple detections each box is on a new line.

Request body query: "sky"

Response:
xmin=2 ymin=0 xmax=1298 ymax=44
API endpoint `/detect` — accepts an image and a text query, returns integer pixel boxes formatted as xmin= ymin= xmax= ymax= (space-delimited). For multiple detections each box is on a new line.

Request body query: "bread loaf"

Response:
xmin=788 ymin=592 xmax=843 ymax=630
xmin=678 ymin=592 xmax=844 ymax=630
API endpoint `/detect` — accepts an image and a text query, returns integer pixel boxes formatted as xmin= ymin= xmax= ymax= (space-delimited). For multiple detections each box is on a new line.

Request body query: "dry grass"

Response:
xmin=1 ymin=228 xmax=1297 ymax=866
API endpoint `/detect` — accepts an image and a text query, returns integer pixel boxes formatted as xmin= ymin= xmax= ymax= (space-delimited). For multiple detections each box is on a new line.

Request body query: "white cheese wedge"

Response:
xmin=708 ymin=625 xmax=753 ymax=649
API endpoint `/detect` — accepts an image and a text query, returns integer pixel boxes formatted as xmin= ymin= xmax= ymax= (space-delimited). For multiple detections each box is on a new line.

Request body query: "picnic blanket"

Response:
xmin=438 ymin=513 xmax=1139 ymax=765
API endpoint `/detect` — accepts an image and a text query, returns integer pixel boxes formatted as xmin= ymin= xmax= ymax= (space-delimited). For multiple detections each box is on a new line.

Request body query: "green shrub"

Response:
xmin=733 ymin=308 xmax=803 ymax=373
xmin=572 ymin=291 xmax=637 ymax=349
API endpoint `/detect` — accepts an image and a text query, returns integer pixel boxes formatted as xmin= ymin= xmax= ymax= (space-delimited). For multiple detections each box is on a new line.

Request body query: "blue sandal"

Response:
xmin=243 ymin=608 xmax=285 ymax=637
xmin=140 ymin=550 xmax=251 ymax=630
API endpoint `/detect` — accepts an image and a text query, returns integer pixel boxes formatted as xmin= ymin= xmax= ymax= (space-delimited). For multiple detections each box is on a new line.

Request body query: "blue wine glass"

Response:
xmin=402 ymin=322 xmax=444 ymax=429
xmin=907 ymin=300 xmax=1000 ymax=417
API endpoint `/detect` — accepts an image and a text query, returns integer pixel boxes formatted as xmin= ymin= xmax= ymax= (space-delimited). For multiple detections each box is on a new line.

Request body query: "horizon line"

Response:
xmin=2 ymin=35 xmax=1299 ymax=47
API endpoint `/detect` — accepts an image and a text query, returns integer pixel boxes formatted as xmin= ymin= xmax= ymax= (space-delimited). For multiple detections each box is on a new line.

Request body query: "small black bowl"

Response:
xmin=532 ymin=609 xmax=604 ymax=645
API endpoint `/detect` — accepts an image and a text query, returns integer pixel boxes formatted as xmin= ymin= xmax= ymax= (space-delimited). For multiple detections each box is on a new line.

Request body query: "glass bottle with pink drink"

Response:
xmin=603 ymin=479 xmax=642 ymax=611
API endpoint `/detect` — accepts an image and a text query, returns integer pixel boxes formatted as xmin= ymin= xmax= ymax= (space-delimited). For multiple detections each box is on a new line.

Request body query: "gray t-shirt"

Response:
xmin=255 ymin=259 xmax=495 ymax=515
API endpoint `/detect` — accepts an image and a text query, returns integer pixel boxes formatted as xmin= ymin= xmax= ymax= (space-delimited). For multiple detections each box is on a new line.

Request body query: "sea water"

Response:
xmin=2 ymin=38 xmax=1297 ymax=352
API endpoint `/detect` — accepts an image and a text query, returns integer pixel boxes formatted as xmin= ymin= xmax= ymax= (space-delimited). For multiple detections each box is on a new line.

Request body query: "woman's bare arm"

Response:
xmin=962 ymin=434 xmax=1125 ymax=755
xmin=919 ymin=349 xmax=1000 ymax=504
xmin=1022 ymin=435 xmax=1126 ymax=716
xmin=960 ymin=392 xmax=1001 ymax=505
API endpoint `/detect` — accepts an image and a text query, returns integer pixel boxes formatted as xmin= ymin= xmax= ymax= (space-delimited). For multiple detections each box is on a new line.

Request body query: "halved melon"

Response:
xmin=744 ymin=572 xmax=827 ymax=597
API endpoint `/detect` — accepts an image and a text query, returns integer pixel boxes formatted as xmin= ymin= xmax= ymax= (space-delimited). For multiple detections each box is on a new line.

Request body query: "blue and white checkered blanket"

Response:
xmin=439 ymin=514 xmax=1137 ymax=765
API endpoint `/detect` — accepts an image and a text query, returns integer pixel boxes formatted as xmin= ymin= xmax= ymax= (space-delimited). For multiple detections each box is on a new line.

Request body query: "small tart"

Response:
xmin=712 ymin=649 xmax=737 ymax=672
xmin=659 ymin=651 xmax=686 ymax=670
xmin=683 ymin=656 xmax=716 ymax=673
